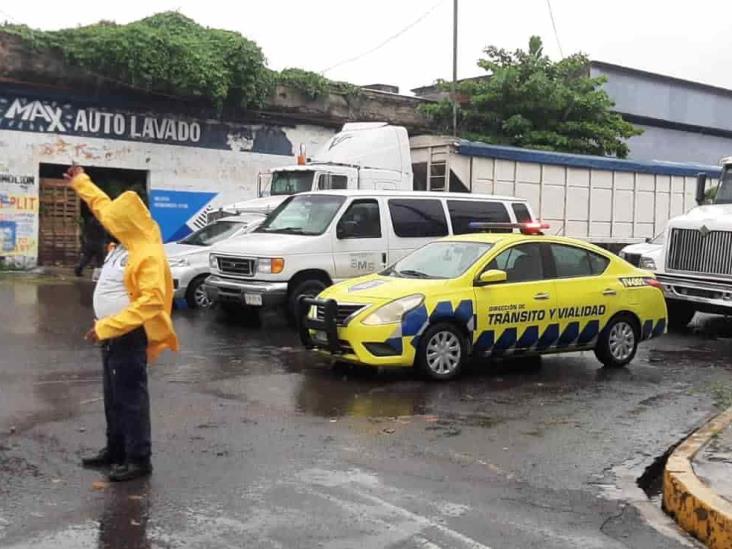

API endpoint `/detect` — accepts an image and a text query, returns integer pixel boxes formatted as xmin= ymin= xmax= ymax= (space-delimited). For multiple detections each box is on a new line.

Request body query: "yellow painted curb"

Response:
xmin=663 ymin=407 xmax=732 ymax=548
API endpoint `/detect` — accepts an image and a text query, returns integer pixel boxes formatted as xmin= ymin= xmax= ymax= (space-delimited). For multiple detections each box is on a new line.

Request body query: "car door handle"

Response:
xmin=534 ymin=292 xmax=550 ymax=301
xmin=382 ymin=252 xmax=387 ymax=265
xmin=602 ymin=288 xmax=617 ymax=296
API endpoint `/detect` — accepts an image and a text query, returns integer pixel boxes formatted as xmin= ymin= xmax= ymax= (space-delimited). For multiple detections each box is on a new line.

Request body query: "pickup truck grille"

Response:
xmin=316 ymin=302 xmax=367 ymax=326
xmin=216 ymin=256 xmax=254 ymax=277
xmin=668 ymin=228 xmax=732 ymax=277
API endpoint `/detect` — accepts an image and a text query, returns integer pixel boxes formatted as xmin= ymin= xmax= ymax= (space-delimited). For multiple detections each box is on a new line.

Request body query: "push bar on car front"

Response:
xmin=296 ymin=296 xmax=341 ymax=354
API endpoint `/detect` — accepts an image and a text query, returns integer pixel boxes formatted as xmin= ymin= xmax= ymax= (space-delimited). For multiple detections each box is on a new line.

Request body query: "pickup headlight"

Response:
xmin=168 ymin=257 xmax=190 ymax=267
xmin=640 ymin=256 xmax=657 ymax=270
xmin=257 ymin=258 xmax=285 ymax=274
xmin=362 ymin=294 xmax=424 ymax=326
xmin=209 ymin=254 xmax=218 ymax=269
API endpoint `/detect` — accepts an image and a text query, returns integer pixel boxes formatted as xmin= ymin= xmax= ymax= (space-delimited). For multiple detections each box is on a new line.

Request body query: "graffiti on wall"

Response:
xmin=0 ymin=172 xmax=38 ymax=259
xmin=0 ymin=94 xmax=294 ymax=154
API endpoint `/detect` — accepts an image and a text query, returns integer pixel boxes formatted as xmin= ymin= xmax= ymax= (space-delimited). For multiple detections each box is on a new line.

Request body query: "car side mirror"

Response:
xmin=476 ymin=269 xmax=507 ymax=286
xmin=696 ymin=173 xmax=707 ymax=205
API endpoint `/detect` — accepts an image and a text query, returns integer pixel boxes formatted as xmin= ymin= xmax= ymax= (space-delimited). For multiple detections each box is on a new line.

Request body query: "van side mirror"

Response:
xmin=476 ymin=269 xmax=507 ymax=286
xmin=696 ymin=173 xmax=707 ymax=205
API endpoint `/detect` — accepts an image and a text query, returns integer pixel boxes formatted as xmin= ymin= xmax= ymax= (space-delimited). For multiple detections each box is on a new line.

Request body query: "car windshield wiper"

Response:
xmin=261 ymin=226 xmax=308 ymax=235
xmin=396 ymin=269 xmax=433 ymax=279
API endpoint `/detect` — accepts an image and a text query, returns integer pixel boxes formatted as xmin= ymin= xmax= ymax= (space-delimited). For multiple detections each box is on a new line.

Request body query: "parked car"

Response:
xmin=166 ymin=212 xmax=266 ymax=308
xmin=619 ymin=232 xmax=665 ymax=267
xmin=299 ymin=232 xmax=667 ymax=380
xmin=204 ymin=190 xmax=538 ymax=315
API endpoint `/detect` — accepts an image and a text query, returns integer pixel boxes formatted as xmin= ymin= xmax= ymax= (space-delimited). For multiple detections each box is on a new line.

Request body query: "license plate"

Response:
xmin=244 ymin=293 xmax=263 ymax=306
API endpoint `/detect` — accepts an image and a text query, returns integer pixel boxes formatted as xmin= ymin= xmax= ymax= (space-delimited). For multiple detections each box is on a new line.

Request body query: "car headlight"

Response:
xmin=362 ymin=294 xmax=424 ymax=326
xmin=168 ymin=257 xmax=190 ymax=267
xmin=257 ymin=258 xmax=285 ymax=274
xmin=209 ymin=254 xmax=218 ymax=269
xmin=639 ymin=256 xmax=657 ymax=270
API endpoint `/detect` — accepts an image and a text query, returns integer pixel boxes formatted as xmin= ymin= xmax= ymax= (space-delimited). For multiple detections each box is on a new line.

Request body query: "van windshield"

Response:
xmin=383 ymin=241 xmax=493 ymax=279
xmin=256 ymin=194 xmax=345 ymax=236
xmin=271 ymin=171 xmax=315 ymax=196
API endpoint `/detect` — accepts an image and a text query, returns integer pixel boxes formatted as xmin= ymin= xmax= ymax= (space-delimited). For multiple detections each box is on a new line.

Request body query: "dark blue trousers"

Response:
xmin=101 ymin=327 xmax=151 ymax=463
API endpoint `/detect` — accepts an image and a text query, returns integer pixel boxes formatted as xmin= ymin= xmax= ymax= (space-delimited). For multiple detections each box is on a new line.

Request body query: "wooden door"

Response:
xmin=38 ymin=178 xmax=80 ymax=266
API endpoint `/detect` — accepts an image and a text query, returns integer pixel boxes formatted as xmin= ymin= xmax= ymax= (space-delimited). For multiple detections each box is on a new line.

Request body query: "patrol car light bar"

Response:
xmin=467 ymin=221 xmax=551 ymax=235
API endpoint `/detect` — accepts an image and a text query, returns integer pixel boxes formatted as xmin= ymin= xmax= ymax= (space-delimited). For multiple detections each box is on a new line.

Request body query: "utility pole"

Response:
xmin=451 ymin=0 xmax=458 ymax=137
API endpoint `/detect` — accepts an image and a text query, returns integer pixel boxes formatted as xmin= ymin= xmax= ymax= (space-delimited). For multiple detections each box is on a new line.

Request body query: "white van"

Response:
xmin=204 ymin=190 xmax=537 ymax=314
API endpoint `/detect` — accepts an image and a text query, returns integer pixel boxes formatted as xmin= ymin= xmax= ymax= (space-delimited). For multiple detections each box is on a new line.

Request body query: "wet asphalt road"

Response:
xmin=1 ymin=275 xmax=732 ymax=548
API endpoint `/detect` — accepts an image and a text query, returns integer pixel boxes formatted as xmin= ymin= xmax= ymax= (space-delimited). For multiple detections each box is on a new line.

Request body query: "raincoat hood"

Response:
xmin=100 ymin=191 xmax=162 ymax=249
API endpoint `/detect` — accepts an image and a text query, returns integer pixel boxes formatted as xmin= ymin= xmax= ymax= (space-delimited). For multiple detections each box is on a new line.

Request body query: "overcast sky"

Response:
xmin=2 ymin=0 xmax=731 ymax=95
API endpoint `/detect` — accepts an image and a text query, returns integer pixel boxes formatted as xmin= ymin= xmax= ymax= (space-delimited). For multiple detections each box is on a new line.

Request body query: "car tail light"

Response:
xmin=644 ymin=277 xmax=662 ymax=289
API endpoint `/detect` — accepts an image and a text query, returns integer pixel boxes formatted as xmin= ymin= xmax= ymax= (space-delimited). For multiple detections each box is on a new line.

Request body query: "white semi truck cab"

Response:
xmin=260 ymin=122 xmax=413 ymax=196
xmin=208 ymin=122 xmax=413 ymax=222
xmin=654 ymin=159 xmax=732 ymax=328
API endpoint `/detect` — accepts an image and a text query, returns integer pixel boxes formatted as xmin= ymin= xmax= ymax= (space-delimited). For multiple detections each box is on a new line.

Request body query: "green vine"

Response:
xmin=276 ymin=68 xmax=362 ymax=100
xmin=2 ymin=13 xmax=361 ymax=108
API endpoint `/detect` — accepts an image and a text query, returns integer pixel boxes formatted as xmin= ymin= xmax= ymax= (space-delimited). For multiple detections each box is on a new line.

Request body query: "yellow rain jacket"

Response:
xmin=71 ymin=173 xmax=179 ymax=362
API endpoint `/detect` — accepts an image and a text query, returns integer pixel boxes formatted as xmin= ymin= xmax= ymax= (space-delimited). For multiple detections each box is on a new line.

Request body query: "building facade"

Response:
xmin=0 ymin=82 xmax=335 ymax=267
xmin=590 ymin=61 xmax=732 ymax=166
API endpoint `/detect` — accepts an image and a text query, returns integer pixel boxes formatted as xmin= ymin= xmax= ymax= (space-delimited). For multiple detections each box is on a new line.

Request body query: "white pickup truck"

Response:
xmin=652 ymin=159 xmax=732 ymax=327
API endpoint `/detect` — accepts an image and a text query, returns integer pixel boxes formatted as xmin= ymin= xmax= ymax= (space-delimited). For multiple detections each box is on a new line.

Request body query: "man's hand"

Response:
xmin=63 ymin=164 xmax=84 ymax=182
xmin=84 ymin=327 xmax=99 ymax=343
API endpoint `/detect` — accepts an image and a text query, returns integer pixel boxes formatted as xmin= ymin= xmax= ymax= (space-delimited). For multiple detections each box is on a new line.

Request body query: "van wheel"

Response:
xmin=594 ymin=314 xmax=638 ymax=368
xmin=288 ymin=279 xmax=327 ymax=318
xmin=416 ymin=323 xmax=467 ymax=381
xmin=185 ymin=275 xmax=213 ymax=309
xmin=667 ymin=300 xmax=695 ymax=330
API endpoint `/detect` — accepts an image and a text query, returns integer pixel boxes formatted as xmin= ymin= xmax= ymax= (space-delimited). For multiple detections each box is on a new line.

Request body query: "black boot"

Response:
xmin=108 ymin=460 xmax=152 ymax=482
xmin=81 ymin=448 xmax=124 ymax=468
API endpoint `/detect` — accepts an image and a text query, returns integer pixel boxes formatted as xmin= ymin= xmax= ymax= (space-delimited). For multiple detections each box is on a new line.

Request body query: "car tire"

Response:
xmin=594 ymin=314 xmax=639 ymax=368
xmin=185 ymin=275 xmax=213 ymax=309
xmin=416 ymin=323 xmax=468 ymax=381
xmin=667 ymin=300 xmax=695 ymax=330
xmin=288 ymin=279 xmax=328 ymax=318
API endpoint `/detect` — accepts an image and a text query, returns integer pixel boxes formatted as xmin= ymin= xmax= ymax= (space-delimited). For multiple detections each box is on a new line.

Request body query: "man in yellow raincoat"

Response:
xmin=65 ymin=165 xmax=179 ymax=482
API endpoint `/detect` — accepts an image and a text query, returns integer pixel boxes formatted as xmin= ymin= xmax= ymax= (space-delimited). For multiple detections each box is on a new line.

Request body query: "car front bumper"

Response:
xmin=297 ymin=296 xmax=413 ymax=368
xmin=204 ymin=275 xmax=288 ymax=307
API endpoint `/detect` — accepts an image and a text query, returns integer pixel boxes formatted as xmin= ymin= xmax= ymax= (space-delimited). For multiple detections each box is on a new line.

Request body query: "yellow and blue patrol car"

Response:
xmin=298 ymin=232 xmax=667 ymax=380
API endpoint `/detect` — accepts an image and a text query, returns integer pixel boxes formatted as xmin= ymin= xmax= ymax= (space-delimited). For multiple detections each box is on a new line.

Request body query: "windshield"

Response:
xmin=270 ymin=171 xmax=315 ymax=196
xmin=715 ymin=168 xmax=732 ymax=204
xmin=384 ymin=241 xmax=494 ymax=279
xmin=256 ymin=194 xmax=346 ymax=236
xmin=179 ymin=221 xmax=245 ymax=246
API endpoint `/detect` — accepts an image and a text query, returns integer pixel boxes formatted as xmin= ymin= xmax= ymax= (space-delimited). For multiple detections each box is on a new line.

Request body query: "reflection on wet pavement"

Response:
xmin=2 ymin=276 xmax=732 ymax=548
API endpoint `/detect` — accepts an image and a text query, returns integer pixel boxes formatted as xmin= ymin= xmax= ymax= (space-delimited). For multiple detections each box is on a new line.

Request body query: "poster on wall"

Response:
xmin=0 ymin=172 xmax=38 ymax=264
xmin=149 ymin=189 xmax=218 ymax=242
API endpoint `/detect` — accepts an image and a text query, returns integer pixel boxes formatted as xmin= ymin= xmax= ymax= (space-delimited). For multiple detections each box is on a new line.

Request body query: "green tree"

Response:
xmin=420 ymin=36 xmax=642 ymax=158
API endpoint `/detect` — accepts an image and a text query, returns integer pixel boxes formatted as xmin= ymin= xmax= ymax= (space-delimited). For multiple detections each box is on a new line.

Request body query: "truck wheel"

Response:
xmin=185 ymin=275 xmax=213 ymax=309
xmin=416 ymin=323 xmax=467 ymax=381
xmin=667 ymin=300 xmax=695 ymax=330
xmin=594 ymin=314 xmax=639 ymax=368
xmin=288 ymin=279 xmax=327 ymax=318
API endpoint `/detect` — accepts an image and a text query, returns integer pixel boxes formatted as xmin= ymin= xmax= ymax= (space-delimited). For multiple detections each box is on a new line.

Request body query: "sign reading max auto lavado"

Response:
xmin=0 ymin=94 xmax=293 ymax=155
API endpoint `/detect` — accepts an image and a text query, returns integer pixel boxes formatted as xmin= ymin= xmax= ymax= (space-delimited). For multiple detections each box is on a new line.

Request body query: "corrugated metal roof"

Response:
xmin=456 ymin=140 xmax=722 ymax=178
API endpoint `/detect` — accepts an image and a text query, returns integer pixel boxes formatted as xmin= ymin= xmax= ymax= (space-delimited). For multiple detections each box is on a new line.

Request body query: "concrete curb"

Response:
xmin=663 ymin=407 xmax=732 ymax=548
